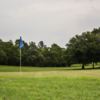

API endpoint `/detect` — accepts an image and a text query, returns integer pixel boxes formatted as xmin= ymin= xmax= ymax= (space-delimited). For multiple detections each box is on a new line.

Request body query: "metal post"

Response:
xmin=20 ymin=48 xmax=21 ymax=72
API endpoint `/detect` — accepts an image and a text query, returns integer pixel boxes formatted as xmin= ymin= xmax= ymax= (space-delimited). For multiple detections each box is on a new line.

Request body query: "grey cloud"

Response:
xmin=0 ymin=0 xmax=100 ymax=47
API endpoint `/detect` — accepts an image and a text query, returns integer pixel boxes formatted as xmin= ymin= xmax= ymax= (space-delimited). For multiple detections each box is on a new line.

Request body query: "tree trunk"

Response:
xmin=82 ymin=64 xmax=85 ymax=69
xmin=92 ymin=62 xmax=95 ymax=69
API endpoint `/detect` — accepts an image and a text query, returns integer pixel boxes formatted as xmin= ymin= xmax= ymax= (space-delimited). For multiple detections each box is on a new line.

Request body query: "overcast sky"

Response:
xmin=0 ymin=0 xmax=100 ymax=47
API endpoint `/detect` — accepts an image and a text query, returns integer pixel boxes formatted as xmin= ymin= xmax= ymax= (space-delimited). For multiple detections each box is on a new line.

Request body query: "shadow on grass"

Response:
xmin=0 ymin=65 xmax=100 ymax=72
xmin=64 ymin=66 xmax=100 ymax=71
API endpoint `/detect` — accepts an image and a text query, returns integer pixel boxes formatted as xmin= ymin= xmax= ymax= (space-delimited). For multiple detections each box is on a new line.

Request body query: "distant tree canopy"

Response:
xmin=66 ymin=28 xmax=100 ymax=69
xmin=0 ymin=39 xmax=66 ymax=67
xmin=0 ymin=27 xmax=100 ymax=68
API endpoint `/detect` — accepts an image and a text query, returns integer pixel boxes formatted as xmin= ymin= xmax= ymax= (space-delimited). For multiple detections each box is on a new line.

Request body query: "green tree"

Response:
xmin=66 ymin=28 xmax=100 ymax=69
xmin=66 ymin=33 xmax=90 ymax=69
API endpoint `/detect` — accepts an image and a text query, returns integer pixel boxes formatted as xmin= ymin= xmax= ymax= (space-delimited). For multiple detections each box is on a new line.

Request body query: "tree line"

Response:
xmin=0 ymin=27 xmax=100 ymax=69
xmin=0 ymin=39 xmax=66 ymax=67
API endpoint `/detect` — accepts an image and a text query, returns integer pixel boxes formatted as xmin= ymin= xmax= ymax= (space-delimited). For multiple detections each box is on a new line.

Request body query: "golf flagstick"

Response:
xmin=19 ymin=36 xmax=24 ymax=72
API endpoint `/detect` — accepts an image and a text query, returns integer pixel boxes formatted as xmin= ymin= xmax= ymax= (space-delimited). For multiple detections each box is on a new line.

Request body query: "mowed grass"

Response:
xmin=0 ymin=63 xmax=100 ymax=72
xmin=0 ymin=77 xmax=100 ymax=100
xmin=0 ymin=65 xmax=100 ymax=100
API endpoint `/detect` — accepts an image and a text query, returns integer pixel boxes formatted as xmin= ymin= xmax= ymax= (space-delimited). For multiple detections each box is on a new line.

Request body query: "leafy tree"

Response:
xmin=66 ymin=28 xmax=100 ymax=69
xmin=0 ymin=49 xmax=7 ymax=65
xmin=26 ymin=42 xmax=39 ymax=66
xmin=49 ymin=44 xmax=65 ymax=66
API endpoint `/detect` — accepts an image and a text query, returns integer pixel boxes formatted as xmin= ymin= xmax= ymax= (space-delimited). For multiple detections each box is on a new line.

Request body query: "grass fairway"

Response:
xmin=0 ymin=66 xmax=100 ymax=100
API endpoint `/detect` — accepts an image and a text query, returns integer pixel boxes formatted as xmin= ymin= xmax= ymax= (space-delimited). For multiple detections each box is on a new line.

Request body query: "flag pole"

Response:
xmin=19 ymin=36 xmax=23 ymax=72
xmin=20 ymin=48 xmax=21 ymax=72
